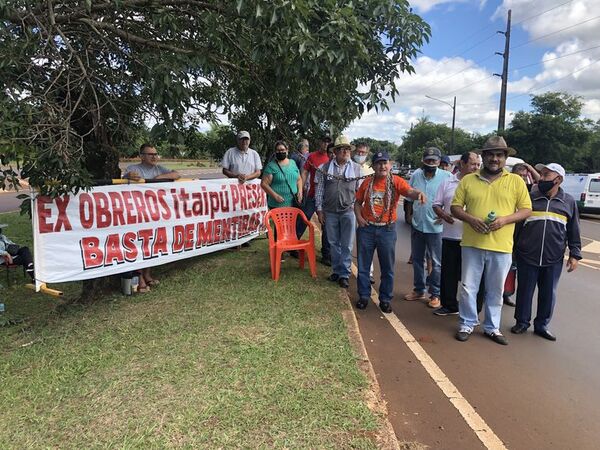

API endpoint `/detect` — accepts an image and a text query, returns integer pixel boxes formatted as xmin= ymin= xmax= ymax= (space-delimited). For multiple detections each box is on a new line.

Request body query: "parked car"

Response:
xmin=563 ymin=173 xmax=600 ymax=215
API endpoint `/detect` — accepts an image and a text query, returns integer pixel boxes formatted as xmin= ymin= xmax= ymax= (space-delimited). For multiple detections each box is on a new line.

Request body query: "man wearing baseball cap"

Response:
xmin=355 ymin=151 xmax=425 ymax=312
xmin=511 ymin=163 xmax=582 ymax=341
xmin=222 ymin=130 xmax=262 ymax=184
xmin=405 ymin=147 xmax=451 ymax=309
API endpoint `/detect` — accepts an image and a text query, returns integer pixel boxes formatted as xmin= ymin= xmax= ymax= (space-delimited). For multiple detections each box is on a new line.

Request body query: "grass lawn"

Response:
xmin=0 ymin=211 xmax=383 ymax=448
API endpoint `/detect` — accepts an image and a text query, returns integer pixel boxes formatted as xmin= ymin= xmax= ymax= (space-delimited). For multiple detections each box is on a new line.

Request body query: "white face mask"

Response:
xmin=353 ymin=154 xmax=367 ymax=164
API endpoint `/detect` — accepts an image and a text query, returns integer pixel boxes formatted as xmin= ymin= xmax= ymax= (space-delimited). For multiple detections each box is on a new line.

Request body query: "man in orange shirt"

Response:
xmin=354 ymin=151 xmax=426 ymax=313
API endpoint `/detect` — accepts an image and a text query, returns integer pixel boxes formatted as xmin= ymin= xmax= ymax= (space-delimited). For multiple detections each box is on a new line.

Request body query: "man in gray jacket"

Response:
xmin=315 ymin=136 xmax=361 ymax=289
xmin=511 ymin=163 xmax=582 ymax=341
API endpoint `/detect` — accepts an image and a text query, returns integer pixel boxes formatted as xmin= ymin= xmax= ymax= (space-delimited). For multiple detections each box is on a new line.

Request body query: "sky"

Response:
xmin=345 ymin=0 xmax=600 ymax=143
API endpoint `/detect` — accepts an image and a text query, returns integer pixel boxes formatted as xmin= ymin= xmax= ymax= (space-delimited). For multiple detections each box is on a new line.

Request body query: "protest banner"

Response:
xmin=31 ymin=179 xmax=268 ymax=286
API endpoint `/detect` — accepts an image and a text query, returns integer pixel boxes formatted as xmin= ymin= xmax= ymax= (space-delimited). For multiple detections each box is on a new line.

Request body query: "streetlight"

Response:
xmin=425 ymin=95 xmax=456 ymax=153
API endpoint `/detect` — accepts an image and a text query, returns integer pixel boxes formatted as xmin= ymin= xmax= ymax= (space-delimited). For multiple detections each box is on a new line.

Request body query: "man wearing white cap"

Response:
xmin=222 ymin=130 xmax=262 ymax=183
xmin=511 ymin=163 xmax=582 ymax=341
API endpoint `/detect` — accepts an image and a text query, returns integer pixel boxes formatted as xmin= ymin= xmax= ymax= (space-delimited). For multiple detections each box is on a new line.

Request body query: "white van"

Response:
xmin=563 ymin=173 xmax=600 ymax=214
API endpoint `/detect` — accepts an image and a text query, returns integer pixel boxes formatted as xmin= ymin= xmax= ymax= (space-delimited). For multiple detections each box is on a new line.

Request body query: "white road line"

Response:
xmin=350 ymin=263 xmax=507 ymax=450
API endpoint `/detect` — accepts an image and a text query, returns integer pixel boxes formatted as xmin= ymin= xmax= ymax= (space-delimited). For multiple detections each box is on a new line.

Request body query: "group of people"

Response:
xmin=119 ymin=131 xmax=582 ymax=346
xmin=256 ymin=131 xmax=582 ymax=346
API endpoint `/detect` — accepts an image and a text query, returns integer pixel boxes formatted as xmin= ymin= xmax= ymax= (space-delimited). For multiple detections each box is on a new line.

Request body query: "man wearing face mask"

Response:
xmin=315 ymin=136 xmax=362 ymax=288
xmin=511 ymin=163 xmax=581 ymax=341
xmin=451 ymin=136 xmax=532 ymax=345
xmin=404 ymin=147 xmax=451 ymax=309
xmin=352 ymin=143 xmax=374 ymax=176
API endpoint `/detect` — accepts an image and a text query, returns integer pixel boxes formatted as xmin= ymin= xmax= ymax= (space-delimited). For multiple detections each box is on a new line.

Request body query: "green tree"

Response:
xmin=1 ymin=0 xmax=430 ymax=197
xmin=351 ymin=137 xmax=400 ymax=159
xmin=1 ymin=1 xmax=429 ymax=300
xmin=399 ymin=118 xmax=481 ymax=166
xmin=504 ymin=92 xmax=594 ymax=171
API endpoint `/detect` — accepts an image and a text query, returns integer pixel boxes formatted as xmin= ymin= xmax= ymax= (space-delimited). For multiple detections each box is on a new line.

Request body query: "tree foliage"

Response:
xmin=399 ymin=117 xmax=484 ymax=166
xmin=0 ymin=0 xmax=430 ymax=196
xmin=504 ymin=92 xmax=599 ymax=172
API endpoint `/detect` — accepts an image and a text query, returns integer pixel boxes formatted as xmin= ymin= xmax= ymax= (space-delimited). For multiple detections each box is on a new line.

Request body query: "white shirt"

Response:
xmin=433 ymin=173 xmax=463 ymax=241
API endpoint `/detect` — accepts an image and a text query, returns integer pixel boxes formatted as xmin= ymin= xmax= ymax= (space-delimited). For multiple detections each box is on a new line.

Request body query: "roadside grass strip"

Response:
xmin=0 ymin=211 xmax=380 ymax=449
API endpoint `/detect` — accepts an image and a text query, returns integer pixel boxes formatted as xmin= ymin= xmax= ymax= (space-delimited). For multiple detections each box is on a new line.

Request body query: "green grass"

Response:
xmin=0 ymin=211 xmax=380 ymax=449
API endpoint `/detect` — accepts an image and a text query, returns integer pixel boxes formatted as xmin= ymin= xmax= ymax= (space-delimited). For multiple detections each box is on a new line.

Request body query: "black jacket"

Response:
xmin=516 ymin=186 xmax=582 ymax=266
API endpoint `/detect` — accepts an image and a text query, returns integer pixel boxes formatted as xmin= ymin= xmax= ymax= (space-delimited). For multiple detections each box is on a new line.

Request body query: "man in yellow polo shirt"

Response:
xmin=451 ymin=136 xmax=532 ymax=345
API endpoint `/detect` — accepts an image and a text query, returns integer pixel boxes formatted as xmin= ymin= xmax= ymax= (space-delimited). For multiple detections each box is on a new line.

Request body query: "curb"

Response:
xmin=341 ymin=302 xmax=402 ymax=450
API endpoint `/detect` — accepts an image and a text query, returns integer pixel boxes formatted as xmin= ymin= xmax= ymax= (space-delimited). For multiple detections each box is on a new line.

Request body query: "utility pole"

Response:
xmin=425 ymin=95 xmax=456 ymax=153
xmin=495 ymin=9 xmax=511 ymax=132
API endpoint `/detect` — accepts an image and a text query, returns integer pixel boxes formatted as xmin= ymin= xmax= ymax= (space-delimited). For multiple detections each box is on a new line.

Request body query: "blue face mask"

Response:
xmin=353 ymin=154 xmax=367 ymax=164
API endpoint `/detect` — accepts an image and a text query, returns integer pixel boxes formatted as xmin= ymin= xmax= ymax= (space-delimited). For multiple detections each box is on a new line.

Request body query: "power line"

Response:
xmin=507 ymin=58 xmax=600 ymax=101
xmin=512 ymin=0 xmax=573 ymax=26
xmin=512 ymin=15 xmax=600 ymax=50
xmin=440 ymin=43 xmax=600 ymax=97
xmin=511 ymin=43 xmax=600 ymax=71
xmin=457 ymin=57 xmax=600 ymax=107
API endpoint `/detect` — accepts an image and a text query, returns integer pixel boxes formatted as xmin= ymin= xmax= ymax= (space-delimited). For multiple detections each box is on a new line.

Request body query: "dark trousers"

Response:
xmin=515 ymin=257 xmax=563 ymax=331
xmin=296 ymin=196 xmax=330 ymax=258
xmin=11 ymin=246 xmax=34 ymax=279
xmin=440 ymin=239 xmax=483 ymax=312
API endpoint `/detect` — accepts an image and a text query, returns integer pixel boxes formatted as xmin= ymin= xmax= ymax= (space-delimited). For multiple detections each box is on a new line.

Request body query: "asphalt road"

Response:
xmin=0 ymin=169 xmax=225 ymax=213
xmin=352 ymin=207 xmax=600 ymax=449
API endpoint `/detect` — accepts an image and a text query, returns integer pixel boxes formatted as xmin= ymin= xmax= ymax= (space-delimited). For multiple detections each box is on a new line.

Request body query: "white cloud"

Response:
xmin=347 ymin=0 xmax=600 ymax=142
xmin=409 ymin=0 xmax=470 ymax=13
xmin=346 ymin=56 xmax=502 ymax=142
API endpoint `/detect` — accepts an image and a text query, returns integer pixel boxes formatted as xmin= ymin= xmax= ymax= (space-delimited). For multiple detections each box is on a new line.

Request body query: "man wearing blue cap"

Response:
xmin=405 ymin=147 xmax=451 ymax=309
xmin=354 ymin=151 xmax=425 ymax=313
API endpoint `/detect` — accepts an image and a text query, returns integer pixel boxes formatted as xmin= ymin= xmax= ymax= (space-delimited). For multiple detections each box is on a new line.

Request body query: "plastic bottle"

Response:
xmin=485 ymin=211 xmax=497 ymax=224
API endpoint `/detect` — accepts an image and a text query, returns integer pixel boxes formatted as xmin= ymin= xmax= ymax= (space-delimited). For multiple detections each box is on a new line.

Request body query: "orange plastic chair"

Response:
xmin=264 ymin=207 xmax=317 ymax=281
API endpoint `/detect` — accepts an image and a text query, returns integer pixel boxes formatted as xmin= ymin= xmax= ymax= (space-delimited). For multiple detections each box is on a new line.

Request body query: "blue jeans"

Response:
xmin=458 ymin=246 xmax=512 ymax=333
xmin=324 ymin=210 xmax=356 ymax=279
xmin=357 ymin=224 xmax=397 ymax=303
xmin=411 ymin=228 xmax=442 ymax=297
xmin=297 ymin=196 xmax=330 ymax=258
xmin=514 ymin=258 xmax=563 ymax=331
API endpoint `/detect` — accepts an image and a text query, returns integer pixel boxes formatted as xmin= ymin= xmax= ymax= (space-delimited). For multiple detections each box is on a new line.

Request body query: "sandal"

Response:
xmin=147 ymin=279 xmax=160 ymax=286
xmin=137 ymin=286 xmax=151 ymax=293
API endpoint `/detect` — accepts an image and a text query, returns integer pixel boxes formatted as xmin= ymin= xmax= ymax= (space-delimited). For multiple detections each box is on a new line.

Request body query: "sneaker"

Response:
xmin=455 ymin=329 xmax=471 ymax=342
xmin=484 ymin=331 xmax=508 ymax=345
xmin=379 ymin=302 xmax=392 ymax=314
xmin=404 ymin=291 xmax=427 ymax=301
xmin=427 ymin=296 xmax=441 ymax=308
xmin=433 ymin=307 xmax=459 ymax=316
xmin=356 ymin=298 xmax=369 ymax=310
xmin=338 ymin=277 xmax=349 ymax=289
xmin=327 ymin=274 xmax=340 ymax=282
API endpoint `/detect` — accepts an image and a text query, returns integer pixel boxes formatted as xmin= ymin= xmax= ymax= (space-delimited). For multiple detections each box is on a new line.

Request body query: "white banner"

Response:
xmin=32 ymin=179 xmax=268 ymax=284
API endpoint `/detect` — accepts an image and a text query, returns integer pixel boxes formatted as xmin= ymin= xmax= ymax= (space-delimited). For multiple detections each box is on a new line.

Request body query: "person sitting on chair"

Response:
xmin=0 ymin=224 xmax=34 ymax=281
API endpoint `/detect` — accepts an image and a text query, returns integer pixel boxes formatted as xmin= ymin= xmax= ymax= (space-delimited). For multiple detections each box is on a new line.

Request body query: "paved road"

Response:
xmin=352 ymin=207 xmax=600 ymax=449
xmin=0 ymin=170 xmax=225 ymax=213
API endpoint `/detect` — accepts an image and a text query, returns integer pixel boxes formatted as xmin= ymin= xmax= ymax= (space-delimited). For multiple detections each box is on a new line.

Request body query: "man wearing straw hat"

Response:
xmin=315 ymin=135 xmax=361 ymax=289
xmin=451 ymin=136 xmax=532 ymax=345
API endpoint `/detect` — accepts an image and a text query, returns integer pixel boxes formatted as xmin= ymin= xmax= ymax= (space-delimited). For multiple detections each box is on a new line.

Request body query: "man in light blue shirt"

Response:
xmin=405 ymin=147 xmax=451 ymax=308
